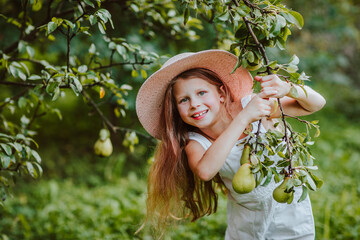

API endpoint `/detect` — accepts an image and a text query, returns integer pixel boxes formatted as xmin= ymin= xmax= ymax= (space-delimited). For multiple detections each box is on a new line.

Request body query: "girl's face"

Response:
xmin=173 ymin=77 xmax=225 ymax=130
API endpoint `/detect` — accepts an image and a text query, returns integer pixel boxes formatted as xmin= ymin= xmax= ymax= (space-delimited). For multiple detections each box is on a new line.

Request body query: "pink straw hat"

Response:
xmin=136 ymin=49 xmax=253 ymax=139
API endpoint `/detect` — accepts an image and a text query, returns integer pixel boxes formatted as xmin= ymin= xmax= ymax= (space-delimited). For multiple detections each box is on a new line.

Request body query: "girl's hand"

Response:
xmin=241 ymin=95 xmax=272 ymax=122
xmin=255 ymin=75 xmax=291 ymax=99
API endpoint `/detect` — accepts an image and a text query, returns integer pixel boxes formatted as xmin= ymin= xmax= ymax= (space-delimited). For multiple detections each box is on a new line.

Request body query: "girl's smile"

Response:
xmin=192 ymin=109 xmax=208 ymax=120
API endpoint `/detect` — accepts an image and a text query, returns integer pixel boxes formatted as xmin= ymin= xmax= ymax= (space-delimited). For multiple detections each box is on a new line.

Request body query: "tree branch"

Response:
xmin=9 ymin=58 xmax=44 ymax=66
xmin=278 ymin=98 xmax=292 ymax=176
xmin=66 ymin=28 xmax=71 ymax=73
xmin=82 ymin=90 xmax=117 ymax=134
xmin=81 ymin=90 xmax=156 ymax=143
xmin=0 ymin=88 xmax=30 ymax=111
xmin=90 ymin=60 xmax=153 ymax=71
xmin=20 ymin=0 xmax=29 ymax=40
xmin=27 ymin=100 xmax=41 ymax=130
xmin=0 ymin=81 xmax=38 ymax=87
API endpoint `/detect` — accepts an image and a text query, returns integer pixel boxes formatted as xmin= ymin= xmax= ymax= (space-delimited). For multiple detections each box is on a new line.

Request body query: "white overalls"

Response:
xmin=188 ymin=95 xmax=315 ymax=240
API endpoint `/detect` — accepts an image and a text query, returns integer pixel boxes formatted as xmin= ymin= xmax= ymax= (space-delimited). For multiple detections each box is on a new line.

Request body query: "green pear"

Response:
xmin=232 ymin=163 xmax=256 ymax=194
xmin=94 ymin=138 xmax=113 ymax=157
xmin=240 ymin=144 xmax=251 ymax=165
xmin=273 ymin=177 xmax=293 ymax=203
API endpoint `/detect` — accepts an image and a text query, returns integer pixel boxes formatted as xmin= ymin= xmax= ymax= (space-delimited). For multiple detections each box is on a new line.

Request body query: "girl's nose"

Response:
xmin=190 ymin=99 xmax=201 ymax=108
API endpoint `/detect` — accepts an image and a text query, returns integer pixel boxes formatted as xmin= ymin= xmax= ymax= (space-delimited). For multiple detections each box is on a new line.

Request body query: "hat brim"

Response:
xmin=136 ymin=49 xmax=253 ymax=139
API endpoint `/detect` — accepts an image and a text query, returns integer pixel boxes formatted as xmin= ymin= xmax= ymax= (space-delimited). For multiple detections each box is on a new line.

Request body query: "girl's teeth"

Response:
xmin=193 ymin=110 xmax=207 ymax=117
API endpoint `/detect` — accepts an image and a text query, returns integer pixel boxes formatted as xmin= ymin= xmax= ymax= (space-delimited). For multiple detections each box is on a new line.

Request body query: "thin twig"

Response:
xmin=27 ymin=100 xmax=41 ymax=129
xmin=0 ymin=81 xmax=38 ymax=87
xmin=0 ymin=88 xmax=30 ymax=111
xmin=82 ymin=90 xmax=117 ymax=133
xmin=81 ymin=90 xmax=156 ymax=143
xmin=278 ymin=98 xmax=292 ymax=176
xmin=90 ymin=61 xmax=153 ymax=71
xmin=283 ymin=114 xmax=310 ymax=124
xmin=242 ymin=12 xmax=271 ymax=153
xmin=66 ymin=28 xmax=71 ymax=73
xmin=20 ymin=0 xmax=29 ymax=40
xmin=9 ymin=58 xmax=44 ymax=66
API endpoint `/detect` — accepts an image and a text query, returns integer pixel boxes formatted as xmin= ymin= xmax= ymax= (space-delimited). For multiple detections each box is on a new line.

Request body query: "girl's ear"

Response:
xmin=220 ymin=96 xmax=225 ymax=103
xmin=219 ymin=85 xmax=226 ymax=103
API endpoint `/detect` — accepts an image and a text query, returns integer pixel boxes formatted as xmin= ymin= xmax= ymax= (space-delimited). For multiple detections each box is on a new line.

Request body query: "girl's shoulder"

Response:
xmin=188 ymin=132 xmax=212 ymax=151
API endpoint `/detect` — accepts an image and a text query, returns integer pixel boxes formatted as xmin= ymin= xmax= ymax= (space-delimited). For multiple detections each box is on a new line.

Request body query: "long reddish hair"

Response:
xmin=142 ymin=68 xmax=231 ymax=236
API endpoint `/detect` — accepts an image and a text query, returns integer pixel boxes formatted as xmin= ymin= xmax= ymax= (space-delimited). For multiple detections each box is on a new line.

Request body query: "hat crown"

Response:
xmin=162 ymin=52 xmax=194 ymax=69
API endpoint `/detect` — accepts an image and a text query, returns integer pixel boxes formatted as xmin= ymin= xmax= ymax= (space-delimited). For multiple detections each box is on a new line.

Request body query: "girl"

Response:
xmin=136 ymin=49 xmax=326 ymax=239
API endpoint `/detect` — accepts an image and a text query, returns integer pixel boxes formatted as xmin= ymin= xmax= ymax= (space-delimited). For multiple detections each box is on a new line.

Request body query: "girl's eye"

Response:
xmin=179 ymin=98 xmax=188 ymax=104
xmin=198 ymin=91 xmax=206 ymax=96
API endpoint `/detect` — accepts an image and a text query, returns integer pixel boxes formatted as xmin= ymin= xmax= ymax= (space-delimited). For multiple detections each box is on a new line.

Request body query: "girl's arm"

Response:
xmin=186 ymin=95 xmax=271 ymax=181
xmin=255 ymin=75 xmax=326 ymax=117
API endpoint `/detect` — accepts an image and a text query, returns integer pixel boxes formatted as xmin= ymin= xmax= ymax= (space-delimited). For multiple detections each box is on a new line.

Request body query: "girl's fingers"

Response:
xmin=254 ymin=76 xmax=262 ymax=82
xmin=256 ymin=75 xmax=275 ymax=82
xmin=261 ymin=75 xmax=275 ymax=81
xmin=258 ymin=89 xmax=278 ymax=99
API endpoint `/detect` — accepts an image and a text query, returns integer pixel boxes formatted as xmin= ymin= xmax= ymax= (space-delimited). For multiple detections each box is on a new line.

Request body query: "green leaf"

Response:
xmin=271 ymin=167 xmax=281 ymax=183
xmin=8 ymin=142 xmax=23 ymax=152
xmin=298 ymin=185 xmax=308 ymax=202
xmin=78 ymin=65 xmax=88 ymax=73
xmin=315 ymin=128 xmax=320 ymax=138
xmin=0 ymin=143 xmax=12 ymax=156
xmin=89 ymin=43 xmax=96 ymax=54
xmin=286 ymin=64 xmax=298 ymax=73
xmin=15 ymin=134 xmax=26 ymax=140
xmin=0 ymin=133 xmax=13 ymax=140
xmin=18 ymin=97 xmax=27 ymax=109
xmin=31 ymin=150 xmax=41 ymax=164
xmin=25 ymin=46 xmax=35 ymax=59
xmin=140 ymin=69 xmax=147 ymax=79
xmin=217 ymin=11 xmax=230 ymax=22
xmin=28 ymin=74 xmax=42 ymax=80
xmin=19 ymin=70 xmax=27 ymax=81
xmin=305 ymin=172 xmax=317 ymax=191
xmin=231 ymin=56 xmax=242 ymax=74
xmin=98 ymin=22 xmax=106 ymax=34
xmin=46 ymin=81 xmax=60 ymax=94
xmin=277 ymin=151 xmax=286 ymax=158
xmin=0 ymin=152 xmax=11 ymax=168
xmin=89 ymin=15 xmax=97 ymax=25
xmin=83 ymin=0 xmax=95 ymax=8
xmin=131 ymin=70 xmax=138 ymax=78
xmin=47 ymin=21 xmax=57 ymax=34
xmin=305 ymin=166 xmax=318 ymax=170
xmin=270 ymin=15 xmax=285 ymax=37
xmin=261 ymin=170 xmax=273 ymax=187
xmin=63 ymin=19 xmax=75 ymax=30
xmin=309 ymin=172 xmax=323 ymax=189
xmin=52 ymin=86 xmax=60 ymax=101
xmin=70 ymin=76 xmax=83 ymax=94
xmin=116 ymin=45 xmax=127 ymax=60
xmin=245 ymin=51 xmax=255 ymax=62
xmin=183 ymin=8 xmax=190 ymax=25
xmin=51 ymin=108 xmax=63 ymax=120
xmin=26 ymin=161 xmax=38 ymax=178
xmin=289 ymin=10 xmax=304 ymax=29
xmin=289 ymin=54 xmax=299 ymax=65
xmin=32 ymin=0 xmax=42 ymax=11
